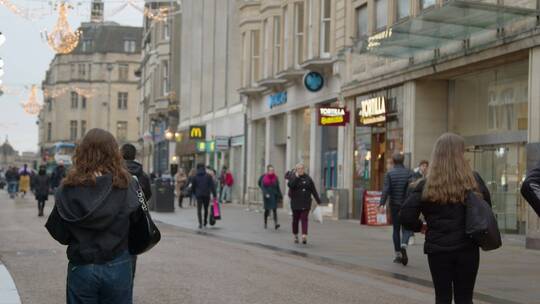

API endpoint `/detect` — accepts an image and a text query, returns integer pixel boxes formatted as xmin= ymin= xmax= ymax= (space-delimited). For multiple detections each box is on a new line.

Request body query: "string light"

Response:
xmin=43 ymin=86 xmax=95 ymax=99
xmin=21 ymin=85 xmax=42 ymax=115
xmin=46 ymin=2 xmax=81 ymax=54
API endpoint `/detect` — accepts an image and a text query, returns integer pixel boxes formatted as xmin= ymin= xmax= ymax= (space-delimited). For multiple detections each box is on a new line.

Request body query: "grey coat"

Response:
xmin=258 ymin=175 xmax=283 ymax=210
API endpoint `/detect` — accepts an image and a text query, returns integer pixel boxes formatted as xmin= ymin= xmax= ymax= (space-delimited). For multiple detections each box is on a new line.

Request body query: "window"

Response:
xmin=420 ymin=0 xmax=436 ymax=10
xmin=70 ymin=64 xmax=76 ymax=78
xmin=81 ymin=96 xmax=87 ymax=109
xmin=81 ymin=39 xmax=93 ymax=52
xmin=70 ymin=92 xmax=78 ymax=109
xmin=250 ymin=30 xmax=261 ymax=84
xmin=78 ymin=64 xmax=86 ymax=79
xmin=272 ymin=16 xmax=281 ymax=74
xmin=117 ymin=121 xmax=128 ymax=141
xmin=294 ymin=2 xmax=304 ymax=66
xmin=320 ymin=0 xmax=331 ymax=57
xmin=241 ymin=32 xmax=247 ymax=86
xmin=283 ymin=5 xmax=289 ymax=69
xmin=124 ymin=40 xmax=136 ymax=53
xmin=263 ymin=19 xmax=270 ymax=78
xmin=47 ymin=98 xmax=53 ymax=112
xmin=375 ymin=0 xmax=388 ymax=30
xmin=47 ymin=123 xmax=52 ymax=142
xmin=162 ymin=61 xmax=169 ymax=95
xmin=118 ymin=92 xmax=128 ymax=110
xmin=163 ymin=20 xmax=170 ymax=40
xmin=118 ymin=64 xmax=129 ymax=81
xmin=69 ymin=120 xmax=77 ymax=141
xmin=397 ymin=0 xmax=410 ymax=20
xmin=88 ymin=63 xmax=92 ymax=80
xmin=81 ymin=120 xmax=87 ymax=137
xmin=306 ymin=0 xmax=314 ymax=59
xmin=356 ymin=5 xmax=368 ymax=38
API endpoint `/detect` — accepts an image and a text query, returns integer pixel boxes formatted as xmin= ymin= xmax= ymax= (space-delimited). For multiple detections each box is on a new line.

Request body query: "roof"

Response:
xmin=71 ymin=22 xmax=143 ymax=54
xmin=0 ymin=140 xmax=15 ymax=156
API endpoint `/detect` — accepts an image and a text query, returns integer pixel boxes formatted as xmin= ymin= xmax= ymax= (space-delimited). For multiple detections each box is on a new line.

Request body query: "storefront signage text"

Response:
xmin=268 ymin=91 xmax=287 ymax=109
xmin=318 ymin=107 xmax=349 ymax=126
xmin=196 ymin=140 xmax=215 ymax=153
xmin=359 ymin=97 xmax=386 ymax=125
xmin=189 ymin=126 xmax=206 ymax=139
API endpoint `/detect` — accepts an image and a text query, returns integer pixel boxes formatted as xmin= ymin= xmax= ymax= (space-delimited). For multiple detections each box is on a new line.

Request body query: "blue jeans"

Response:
xmin=390 ymin=205 xmax=413 ymax=252
xmin=67 ymin=251 xmax=133 ymax=304
xmin=7 ymin=182 xmax=18 ymax=196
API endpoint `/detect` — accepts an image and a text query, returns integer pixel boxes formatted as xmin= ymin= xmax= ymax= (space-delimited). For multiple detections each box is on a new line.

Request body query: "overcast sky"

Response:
xmin=0 ymin=0 xmax=142 ymax=153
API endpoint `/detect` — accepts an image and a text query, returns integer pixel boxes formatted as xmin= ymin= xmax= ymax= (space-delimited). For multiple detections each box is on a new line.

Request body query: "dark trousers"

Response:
xmin=178 ymin=194 xmax=184 ymax=208
xmin=37 ymin=200 xmax=46 ymax=215
xmin=197 ymin=197 xmax=210 ymax=226
xmin=264 ymin=209 xmax=278 ymax=224
xmin=390 ymin=205 xmax=413 ymax=252
xmin=292 ymin=209 xmax=310 ymax=235
xmin=427 ymin=248 xmax=480 ymax=304
xmin=67 ymin=251 xmax=133 ymax=304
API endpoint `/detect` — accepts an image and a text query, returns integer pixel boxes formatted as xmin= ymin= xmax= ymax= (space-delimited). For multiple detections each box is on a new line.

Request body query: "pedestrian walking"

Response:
xmin=18 ymin=164 xmax=32 ymax=198
xmin=45 ymin=128 xmax=143 ymax=304
xmin=175 ymin=168 xmax=188 ymax=208
xmin=258 ymin=165 xmax=283 ymax=230
xmin=221 ymin=167 xmax=234 ymax=204
xmin=407 ymin=160 xmax=429 ymax=246
xmin=520 ymin=163 xmax=540 ymax=217
xmin=287 ymin=163 xmax=321 ymax=244
xmin=192 ymin=163 xmax=217 ymax=229
xmin=400 ymin=133 xmax=492 ymax=304
xmin=187 ymin=168 xmax=196 ymax=207
xmin=51 ymin=161 xmax=66 ymax=191
xmin=378 ymin=152 xmax=414 ymax=266
xmin=33 ymin=166 xmax=50 ymax=217
xmin=121 ymin=143 xmax=152 ymax=200
xmin=5 ymin=166 xmax=19 ymax=198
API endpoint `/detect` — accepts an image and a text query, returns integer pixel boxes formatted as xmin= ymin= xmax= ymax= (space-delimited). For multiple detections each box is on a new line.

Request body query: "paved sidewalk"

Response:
xmin=152 ymin=204 xmax=540 ymax=304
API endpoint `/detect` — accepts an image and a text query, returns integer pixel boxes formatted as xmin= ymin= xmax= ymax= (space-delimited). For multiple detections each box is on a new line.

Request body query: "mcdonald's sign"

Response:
xmin=189 ymin=126 xmax=206 ymax=139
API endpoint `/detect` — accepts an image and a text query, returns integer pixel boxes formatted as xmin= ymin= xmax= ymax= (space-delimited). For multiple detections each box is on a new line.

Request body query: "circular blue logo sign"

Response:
xmin=304 ymin=71 xmax=324 ymax=92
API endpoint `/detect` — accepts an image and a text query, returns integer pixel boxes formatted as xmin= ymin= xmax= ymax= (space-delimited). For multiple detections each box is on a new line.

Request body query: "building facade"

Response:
xmin=38 ymin=5 xmax=142 ymax=162
xmin=176 ymin=0 xmax=244 ymax=202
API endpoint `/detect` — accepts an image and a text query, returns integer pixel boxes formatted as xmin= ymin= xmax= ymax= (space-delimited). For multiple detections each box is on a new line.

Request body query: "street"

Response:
xmin=0 ymin=192 xmax=442 ymax=304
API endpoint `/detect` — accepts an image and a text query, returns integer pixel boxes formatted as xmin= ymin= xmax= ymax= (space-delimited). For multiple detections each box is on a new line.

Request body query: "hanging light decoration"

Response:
xmin=21 ymin=85 xmax=42 ymax=115
xmin=46 ymin=2 xmax=81 ymax=54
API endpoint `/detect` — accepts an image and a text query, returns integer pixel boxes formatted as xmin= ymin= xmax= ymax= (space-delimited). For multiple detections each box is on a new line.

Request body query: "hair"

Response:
xmin=196 ymin=163 xmax=205 ymax=170
xmin=63 ymin=128 xmax=131 ymax=188
xmin=39 ymin=166 xmax=46 ymax=175
xmin=121 ymin=143 xmax=137 ymax=161
xmin=419 ymin=160 xmax=429 ymax=166
xmin=392 ymin=152 xmax=404 ymax=165
xmin=267 ymin=164 xmax=274 ymax=171
xmin=422 ymin=133 xmax=478 ymax=204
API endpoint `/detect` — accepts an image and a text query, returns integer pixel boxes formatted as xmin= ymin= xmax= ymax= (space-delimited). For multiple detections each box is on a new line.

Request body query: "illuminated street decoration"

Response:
xmin=21 ymin=85 xmax=42 ymax=115
xmin=46 ymin=2 xmax=81 ymax=54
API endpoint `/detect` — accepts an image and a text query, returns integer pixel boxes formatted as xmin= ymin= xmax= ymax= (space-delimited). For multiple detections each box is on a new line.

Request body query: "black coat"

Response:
xmin=191 ymin=168 xmax=216 ymax=199
xmin=287 ymin=174 xmax=321 ymax=210
xmin=45 ymin=174 xmax=142 ymax=265
xmin=33 ymin=174 xmax=50 ymax=201
xmin=400 ymin=173 xmax=491 ymax=254
xmin=125 ymin=160 xmax=152 ymax=200
xmin=520 ymin=165 xmax=540 ymax=217
xmin=258 ymin=175 xmax=283 ymax=210
xmin=51 ymin=166 xmax=66 ymax=189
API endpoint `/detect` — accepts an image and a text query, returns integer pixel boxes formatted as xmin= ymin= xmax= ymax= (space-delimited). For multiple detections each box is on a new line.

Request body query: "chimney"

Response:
xmin=91 ymin=0 xmax=104 ymax=23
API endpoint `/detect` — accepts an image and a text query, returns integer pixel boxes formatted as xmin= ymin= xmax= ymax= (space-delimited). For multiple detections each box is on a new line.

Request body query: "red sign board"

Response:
xmin=318 ymin=107 xmax=350 ymax=126
xmin=361 ymin=191 xmax=391 ymax=226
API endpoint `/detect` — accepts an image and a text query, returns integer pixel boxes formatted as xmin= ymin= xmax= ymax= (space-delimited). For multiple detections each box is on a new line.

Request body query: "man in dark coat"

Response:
xmin=51 ymin=162 xmax=66 ymax=191
xmin=521 ymin=163 xmax=540 ymax=217
xmin=379 ymin=152 xmax=414 ymax=266
xmin=191 ymin=163 xmax=216 ymax=229
xmin=121 ymin=144 xmax=152 ymax=200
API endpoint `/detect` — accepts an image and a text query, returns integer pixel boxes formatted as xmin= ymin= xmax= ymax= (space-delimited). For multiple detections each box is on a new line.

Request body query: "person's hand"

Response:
xmin=378 ymin=205 xmax=385 ymax=214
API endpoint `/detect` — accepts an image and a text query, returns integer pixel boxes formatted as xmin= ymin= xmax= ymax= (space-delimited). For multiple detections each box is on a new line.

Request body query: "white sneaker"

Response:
xmin=408 ymin=236 xmax=415 ymax=246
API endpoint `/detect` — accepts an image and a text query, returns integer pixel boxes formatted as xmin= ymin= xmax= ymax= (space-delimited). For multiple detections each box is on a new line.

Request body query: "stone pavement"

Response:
xmin=152 ymin=204 xmax=540 ymax=304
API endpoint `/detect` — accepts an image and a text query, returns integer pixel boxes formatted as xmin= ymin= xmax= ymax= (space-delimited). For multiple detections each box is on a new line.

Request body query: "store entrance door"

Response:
xmin=465 ymin=144 xmax=527 ymax=234
xmin=371 ymin=130 xmax=386 ymax=191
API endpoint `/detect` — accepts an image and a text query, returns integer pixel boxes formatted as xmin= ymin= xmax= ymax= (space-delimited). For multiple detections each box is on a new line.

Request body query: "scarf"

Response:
xmin=262 ymin=173 xmax=277 ymax=187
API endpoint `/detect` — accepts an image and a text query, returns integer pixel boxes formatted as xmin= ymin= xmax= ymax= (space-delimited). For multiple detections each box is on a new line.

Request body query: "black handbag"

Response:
xmin=181 ymin=182 xmax=193 ymax=197
xmin=465 ymin=191 xmax=502 ymax=251
xmin=129 ymin=178 xmax=161 ymax=255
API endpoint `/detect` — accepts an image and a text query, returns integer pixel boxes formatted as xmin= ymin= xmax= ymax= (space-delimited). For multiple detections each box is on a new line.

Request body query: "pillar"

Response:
xmin=309 ymin=106 xmax=322 ymax=190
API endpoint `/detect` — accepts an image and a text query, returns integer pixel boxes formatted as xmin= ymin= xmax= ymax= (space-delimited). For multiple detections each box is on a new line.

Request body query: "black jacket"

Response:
xmin=287 ymin=174 xmax=321 ymax=210
xmin=380 ymin=164 xmax=413 ymax=207
xmin=45 ymin=175 xmax=142 ymax=265
xmin=520 ymin=165 xmax=540 ymax=217
xmin=33 ymin=174 xmax=50 ymax=200
xmin=400 ymin=173 xmax=492 ymax=254
xmin=125 ymin=160 xmax=152 ymax=200
xmin=51 ymin=166 xmax=66 ymax=189
xmin=5 ymin=170 xmax=18 ymax=182
xmin=191 ymin=168 xmax=216 ymax=199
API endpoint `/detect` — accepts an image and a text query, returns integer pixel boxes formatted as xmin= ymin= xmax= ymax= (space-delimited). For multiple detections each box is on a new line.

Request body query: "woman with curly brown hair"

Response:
xmin=400 ymin=133 xmax=491 ymax=304
xmin=46 ymin=128 xmax=142 ymax=304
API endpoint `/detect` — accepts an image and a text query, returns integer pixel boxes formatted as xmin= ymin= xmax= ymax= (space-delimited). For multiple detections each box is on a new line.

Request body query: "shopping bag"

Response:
xmin=312 ymin=206 xmax=323 ymax=224
xmin=212 ymin=198 xmax=221 ymax=220
xmin=376 ymin=211 xmax=388 ymax=225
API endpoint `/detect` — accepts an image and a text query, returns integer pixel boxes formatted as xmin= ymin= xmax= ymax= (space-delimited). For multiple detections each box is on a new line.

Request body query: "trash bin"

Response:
xmin=153 ymin=178 xmax=175 ymax=212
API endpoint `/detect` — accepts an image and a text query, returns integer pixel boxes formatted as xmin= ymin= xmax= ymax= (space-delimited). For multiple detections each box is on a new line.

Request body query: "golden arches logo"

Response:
xmin=189 ymin=126 xmax=205 ymax=139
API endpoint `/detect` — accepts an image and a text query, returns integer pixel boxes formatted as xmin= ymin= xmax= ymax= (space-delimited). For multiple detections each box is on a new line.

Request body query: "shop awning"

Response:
xmin=360 ymin=0 xmax=540 ymax=58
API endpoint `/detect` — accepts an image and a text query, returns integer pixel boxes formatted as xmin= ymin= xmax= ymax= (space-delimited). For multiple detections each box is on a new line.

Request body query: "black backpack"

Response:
xmin=465 ymin=191 xmax=502 ymax=251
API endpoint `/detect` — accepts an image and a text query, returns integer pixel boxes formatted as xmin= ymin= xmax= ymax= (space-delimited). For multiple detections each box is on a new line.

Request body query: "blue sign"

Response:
xmin=304 ymin=71 xmax=324 ymax=92
xmin=268 ymin=91 xmax=287 ymax=109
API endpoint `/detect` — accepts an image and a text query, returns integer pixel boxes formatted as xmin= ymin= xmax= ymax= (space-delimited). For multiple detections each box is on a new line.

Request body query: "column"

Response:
xmin=526 ymin=47 xmax=540 ymax=249
xmin=246 ymin=120 xmax=256 ymax=188
xmin=309 ymin=106 xmax=322 ymax=190
xmin=284 ymin=111 xmax=295 ymax=211
xmin=341 ymin=98 xmax=355 ymax=217
xmin=265 ymin=117 xmax=273 ymax=168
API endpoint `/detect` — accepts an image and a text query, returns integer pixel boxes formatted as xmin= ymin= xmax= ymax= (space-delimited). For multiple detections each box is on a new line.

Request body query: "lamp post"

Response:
xmin=106 ymin=63 xmax=114 ymax=132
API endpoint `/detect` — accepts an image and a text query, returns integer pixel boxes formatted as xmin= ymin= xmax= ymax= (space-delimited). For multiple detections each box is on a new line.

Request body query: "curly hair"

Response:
xmin=63 ymin=128 xmax=131 ymax=188
xmin=422 ymin=133 xmax=478 ymax=204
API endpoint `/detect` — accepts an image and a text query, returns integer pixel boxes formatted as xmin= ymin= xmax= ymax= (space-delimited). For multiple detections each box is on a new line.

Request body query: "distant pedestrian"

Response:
xmin=379 ymin=152 xmax=414 ymax=266
xmin=258 ymin=165 xmax=282 ymax=230
xmin=5 ymin=166 xmax=19 ymax=198
xmin=400 ymin=133 xmax=492 ymax=304
xmin=175 ymin=168 xmax=188 ymax=208
xmin=121 ymin=143 xmax=152 ymax=200
xmin=45 ymin=128 xmax=143 ymax=304
xmin=18 ymin=164 xmax=32 ymax=198
xmin=51 ymin=161 xmax=66 ymax=191
xmin=192 ymin=163 xmax=217 ymax=229
xmin=412 ymin=160 xmax=429 ymax=181
xmin=221 ymin=168 xmax=234 ymax=204
xmin=187 ymin=168 xmax=197 ymax=207
xmin=287 ymin=163 xmax=321 ymax=244
xmin=33 ymin=166 xmax=50 ymax=217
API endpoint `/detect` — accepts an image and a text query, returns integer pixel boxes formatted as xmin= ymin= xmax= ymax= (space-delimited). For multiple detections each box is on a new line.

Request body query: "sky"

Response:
xmin=0 ymin=0 xmax=143 ymax=153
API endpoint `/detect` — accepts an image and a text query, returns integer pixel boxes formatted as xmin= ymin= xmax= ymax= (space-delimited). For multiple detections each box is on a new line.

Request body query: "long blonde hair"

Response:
xmin=422 ymin=133 xmax=478 ymax=204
